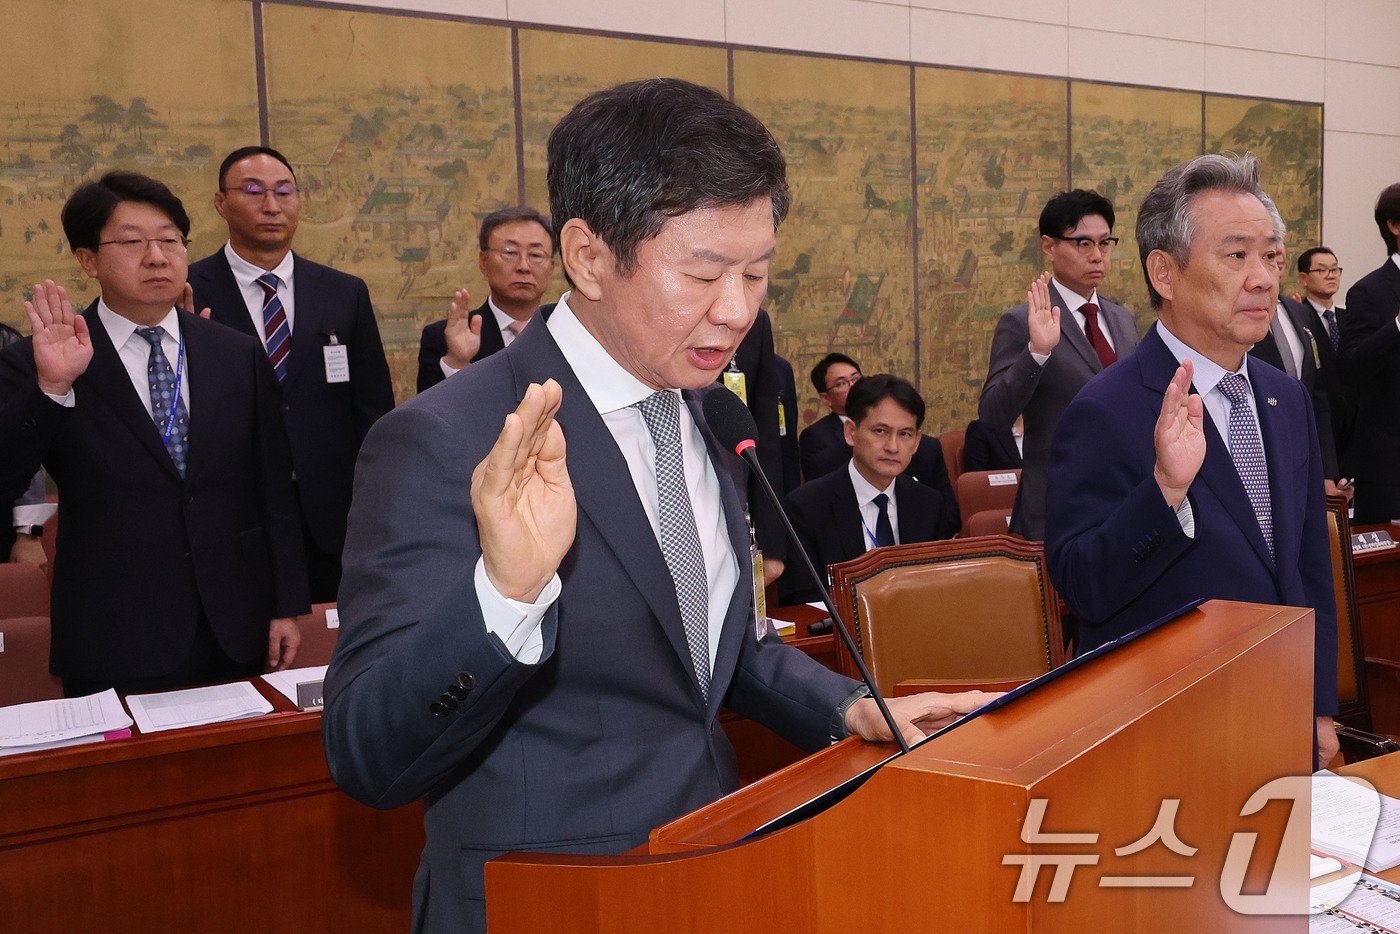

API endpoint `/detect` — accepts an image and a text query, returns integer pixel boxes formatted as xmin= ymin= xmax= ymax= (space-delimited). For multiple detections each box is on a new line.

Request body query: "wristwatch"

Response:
xmin=13 ymin=526 xmax=42 ymax=537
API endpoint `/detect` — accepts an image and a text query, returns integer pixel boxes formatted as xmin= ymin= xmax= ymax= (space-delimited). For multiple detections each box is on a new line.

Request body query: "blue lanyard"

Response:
xmin=860 ymin=515 xmax=887 ymax=550
xmin=159 ymin=332 xmax=185 ymax=445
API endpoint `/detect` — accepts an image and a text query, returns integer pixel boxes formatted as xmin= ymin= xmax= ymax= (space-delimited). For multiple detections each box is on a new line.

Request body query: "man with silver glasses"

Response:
xmin=978 ymin=189 xmax=1139 ymax=540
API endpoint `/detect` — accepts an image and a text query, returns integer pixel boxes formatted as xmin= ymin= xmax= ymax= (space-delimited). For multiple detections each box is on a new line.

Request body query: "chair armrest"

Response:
xmin=1335 ymin=723 xmax=1400 ymax=763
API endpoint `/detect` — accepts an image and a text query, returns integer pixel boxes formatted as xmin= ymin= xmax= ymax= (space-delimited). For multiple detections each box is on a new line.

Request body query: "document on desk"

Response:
xmin=1311 ymin=874 xmax=1400 ymax=930
xmin=261 ymin=666 xmax=328 ymax=706
xmin=125 ymin=682 xmax=273 ymax=734
xmin=1312 ymin=770 xmax=1400 ymax=873
xmin=0 ymin=688 xmax=132 ymax=747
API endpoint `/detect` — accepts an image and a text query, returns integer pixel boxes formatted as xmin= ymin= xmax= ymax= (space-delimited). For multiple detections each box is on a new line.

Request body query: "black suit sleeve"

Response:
xmin=913 ymin=435 xmax=960 ymax=538
xmin=349 ymin=280 xmax=396 ymax=433
xmin=778 ymin=488 xmax=824 ymax=605
xmin=416 ymin=322 xmax=448 ymax=394
xmin=0 ymin=343 xmax=68 ymax=506
xmin=251 ymin=346 xmax=310 ymax=617
xmin=1340 ymin=276 xmax=1400 ymax=384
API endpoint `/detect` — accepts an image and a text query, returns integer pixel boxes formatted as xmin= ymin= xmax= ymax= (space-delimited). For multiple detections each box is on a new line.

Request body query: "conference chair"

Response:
xmin=0 ymin=616 xmax=62 ymax=705
xmin=828 ymin=534 xmax=1065 ymax=697
xmin=963 ymin=508 xmax=1013 ymax=538
xmin=1324 ymin=495 xmax=1400 ymax=761
xmin=954 ymin=469 xmax=1021 ymax=536
xmin=295 ymin=602 xmax=341 ymax=668
xmin=0 ymin=562 xmax=50 ymax=619
xmin=938 ymin=429 xmax=965 ymax=484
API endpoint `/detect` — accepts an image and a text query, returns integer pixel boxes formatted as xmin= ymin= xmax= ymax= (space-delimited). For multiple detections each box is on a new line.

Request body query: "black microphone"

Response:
xmin=702 ymin=388 xmax=910 ymax=754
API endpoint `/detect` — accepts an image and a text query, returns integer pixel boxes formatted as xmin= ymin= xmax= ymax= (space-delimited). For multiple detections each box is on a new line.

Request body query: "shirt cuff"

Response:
xmin=44 ymin=389 xmax=75 ymax=407
xmin=1174 ymin=497 xmax=1195 ymax=539
xmin=440 ymin=357 xmax=462 ymax=379
xmin=474 ymin=556 xmax=559 ymax=664
xmin=13 ymin=502 xmax=57 ymax=527
xmin=1028 ymin=344 xmax=1050 ymax=366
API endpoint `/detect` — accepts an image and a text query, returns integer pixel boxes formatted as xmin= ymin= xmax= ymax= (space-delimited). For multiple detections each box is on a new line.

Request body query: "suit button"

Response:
xmin=437 ymin=694 xmax=459 ymax=711
xmin=447 ymin=683 xmax=469 ymax=701
xmin=457 ymin=672 xmax=475 ymax=690
xmin=20 ymin=418 xmax=35 ymax=430
xmin=429 ymin=701 xmax=450 ymax=717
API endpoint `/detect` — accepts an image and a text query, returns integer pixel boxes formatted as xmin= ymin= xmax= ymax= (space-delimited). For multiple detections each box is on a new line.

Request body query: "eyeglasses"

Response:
xmin=1051 ymin=235 xmax=1120 ymax=253
xmin=484 ymin=247 xmax=553 ymax=268
xmin=222 ymin=182 xmax=298 ymax=199
xmin=97 ymin=236 xmax=188 ymax=257
xmin=825 ymin=373 xmax=862 ymax=393
xmin=1305 ymin=267 xmax=1343 ymax=276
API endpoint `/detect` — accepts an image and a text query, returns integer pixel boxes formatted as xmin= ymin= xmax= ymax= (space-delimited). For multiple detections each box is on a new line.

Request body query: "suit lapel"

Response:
xmin=178 ymin=314 xmax=225 ymax=483
xmin=80 ymin=304 xmax=182 ymax=481
xmin=475 ymin=301 xmax=506 ymax=358
xmin=199 ymin=251 xmax=259 ymax=341
xmin=1050 ymin=283 xmax=1101 ymax=372
xmin=1253 ymin=368 xmax=1298 ymax=570
xmin=286 ymin=254 xmax=324 ymax=388
xmin=1100 ymin=301 xmax=1137 ymax=355
xmin=834 ymin=472 xmax=867 ymax=555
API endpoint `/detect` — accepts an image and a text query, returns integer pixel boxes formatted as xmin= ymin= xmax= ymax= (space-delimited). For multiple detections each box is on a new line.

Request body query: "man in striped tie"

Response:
xmin=1044 ymin=153 xmax=1338 ymax=769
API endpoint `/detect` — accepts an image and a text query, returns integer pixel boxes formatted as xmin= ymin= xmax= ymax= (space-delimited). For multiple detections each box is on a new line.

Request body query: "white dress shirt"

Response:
xmin=476 ymin=294 xmax=739 ymax=667
xmin=848 ymin=459 xmax=899 ymax=549
xmin=224 ymin=242 xmax=296 ymax=336
xmin=1030 ymin=279 xmax=1115 ymax=364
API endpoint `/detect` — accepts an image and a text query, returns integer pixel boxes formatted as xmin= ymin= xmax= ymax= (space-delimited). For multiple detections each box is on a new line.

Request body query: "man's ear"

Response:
xmin=1145 ymin=249 xmax=1176 ymax=305
xmin=74 ymin=248 xmax=100 ymax=280
xmin=213 ymin=190 xmax=227 ymax=221
xmin=559 ymin=219 xmax=606 ymax=302
xmin=843 ymin=418 xmax=857 ymax=446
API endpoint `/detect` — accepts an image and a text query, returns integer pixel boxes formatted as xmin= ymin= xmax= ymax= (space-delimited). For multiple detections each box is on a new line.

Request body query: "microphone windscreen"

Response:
xmin=702 ymin=386 xmax=759 ymax=455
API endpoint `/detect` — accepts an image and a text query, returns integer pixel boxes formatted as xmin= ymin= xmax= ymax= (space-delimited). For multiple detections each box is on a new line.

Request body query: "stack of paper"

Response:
xmin=0 ymin=689 xmax=133 ymax=756
xmin=125 ymin=681 xmax=273 ymax=734
xmin=1312 ymin=771 xmax=1400 ymax=872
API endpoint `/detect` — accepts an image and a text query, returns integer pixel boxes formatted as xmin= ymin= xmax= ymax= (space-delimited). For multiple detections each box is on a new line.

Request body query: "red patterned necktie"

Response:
xmin=1081 ymin=302 xmax=1117 ymax=369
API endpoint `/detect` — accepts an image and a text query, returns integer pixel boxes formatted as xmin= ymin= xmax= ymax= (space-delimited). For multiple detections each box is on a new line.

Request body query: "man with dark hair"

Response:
xmin=416 ymin=206 xmax=556 ymax=393
xmin=0 ymin=171 xmax=308 ymax=696
xmin=188 ymin=145 xmax=394 ymax=602
xmin=780 ymin=375 xmax=959 ymax=603
xmin=799 ymin=352 xmax=862 ymax=480
xmin=1045 ymin=153 xmax=1337 ymax=768
xmin=978 ymin=189 xmax=1140 ymax=540
xmin=322 ymin=78 xmax=984 ymax=932
xmin=1339 ymin=183 xmax=1400 ymax=523
xmin=1296 ymin=246 xmax=1354 ymax=474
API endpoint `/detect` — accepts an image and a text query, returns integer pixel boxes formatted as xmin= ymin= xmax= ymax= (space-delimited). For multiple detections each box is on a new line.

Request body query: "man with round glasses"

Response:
xmin=0 ymin=171 xmax=308 ymax=695
xmin=416 ymin=206 xmax=556 ymax=393
xmin=978 ymin=188 xmax=1140 ymax=540
xmin=189 ymin=146 xmax=395 ymax=603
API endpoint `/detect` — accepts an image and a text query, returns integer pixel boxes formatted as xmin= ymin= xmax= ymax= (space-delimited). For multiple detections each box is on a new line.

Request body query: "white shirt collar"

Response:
xmin=1306 ymin=296 xmax=1337 ymax=313
xmin=224 ymin=241 xmax=295 ymax=289
xmin=1050 ymin=277 xmax=1097 ymax=313
xmin=847 ymin=457 xmax=895 ymax=507
xmin=1155 ymin=319 xmax=1250 ymax=398
xmin=97 ymin=298 xmax=180 ymax=346
xmin=546 ymin=293 xmax=659 ymax=415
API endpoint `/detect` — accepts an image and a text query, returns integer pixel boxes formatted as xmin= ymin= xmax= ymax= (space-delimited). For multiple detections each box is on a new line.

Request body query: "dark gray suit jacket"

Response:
xmin=978 ymin=283 xmax=1139 ymax=540
xmin=322 ymin=315 xmax=856 ymax=933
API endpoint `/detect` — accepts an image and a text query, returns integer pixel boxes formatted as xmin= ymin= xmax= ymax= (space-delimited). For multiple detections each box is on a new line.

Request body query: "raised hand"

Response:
xmin=1153 ymin=360 xmax=1206 ymax=510
xmin=25 ymin=280 xmax=92 ymax=396
xmin=1027 ymin=272 xmax=1062 ymax=356
xmin=178 ymin=282 xmax=211 ymax=319
xmin=443 ymin=288 xmax=483 ymax=370
xmin=471 ymin=380 xmax=576 ymax=602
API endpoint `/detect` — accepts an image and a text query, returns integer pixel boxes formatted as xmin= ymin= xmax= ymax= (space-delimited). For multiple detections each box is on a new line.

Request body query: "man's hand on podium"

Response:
xmin=845 ymin=691 xmax=997 ymax=748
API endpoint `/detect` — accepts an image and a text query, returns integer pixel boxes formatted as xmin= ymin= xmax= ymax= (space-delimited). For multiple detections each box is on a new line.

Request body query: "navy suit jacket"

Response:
xmin=1340 ymin=259 xmax=1400 ymax=492
xmin=188 ymin=250 xmax=394 ymax=556
xmin=322 ymin=314 xmax=856 ymax=932
xmin=0 ymin=304 xmax=308 ymax=681
xmin=780 ymin=468 xmax=959 ymax=603
xmin=1045 ymin=325 xmax=1338 ymax=717
xmin=979 ymin=283 xmax=1139 ymax=540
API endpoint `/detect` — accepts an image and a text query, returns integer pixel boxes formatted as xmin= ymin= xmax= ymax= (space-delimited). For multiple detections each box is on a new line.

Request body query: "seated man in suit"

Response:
xmin=1295 ymin=246 xmax=1354 ymax=477
xmin=188 ymin=146 xmax=395 ymax=602
xmin=1045 ymin=153 xmax=1337 ymax=768
xmin=781 ymin=375 xmax=959 ymax=603
xmin=0 ymin=172 xmax=308 ymax=696
xmin=416 ymin=206 xmax=555 ymax=393
xmin=322 ymin=78 xmax=987 ymax=933
xmin=962 ymin=415 xmax=1022 ymax=472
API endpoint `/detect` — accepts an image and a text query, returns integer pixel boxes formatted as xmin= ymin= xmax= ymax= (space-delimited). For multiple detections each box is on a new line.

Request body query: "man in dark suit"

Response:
xmin=188 ymin=146 xmax=394 ymax=603
xmin=322 ymin=79 xmax=985 ymax=933
xmin=1295 ymin=246 xmax=1354 ymax=476
xmin=1247 ymin=244 xmax=1340 ymax=482
xmin=781 ymin=375 xmax=959 ymax=603
xmin=1045 ymin=153 xmax=1338 ymax=768
xmin=978 ymin=189 xmax=1140 ymax=541
xmin=416 ymin=206 xmax=555 ymax=393
xmin=962 ymin=416 xmax=1022 ymax=472
xmin=0 ymin=172 xmax=308 ymax=696
xmin=1 ymin=321 xmax=51 ymax=569
xmin=1339 ymin=184 xmax=1400 ymax=524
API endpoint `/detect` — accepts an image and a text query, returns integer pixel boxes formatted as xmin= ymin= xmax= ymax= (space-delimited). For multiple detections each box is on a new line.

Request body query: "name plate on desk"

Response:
xmin=295 ymin=681 xmax=325 ymax=711
xmin=1353 ymin=530 xmax=1397 ymax=554
xmin=988 ymin=471 xmax=1018 ymax=487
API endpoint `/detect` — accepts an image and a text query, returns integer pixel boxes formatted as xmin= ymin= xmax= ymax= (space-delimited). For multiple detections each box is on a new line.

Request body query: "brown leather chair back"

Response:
xmin=829 ymin=535 xmax=1064 ymax=696
xmin=0 ymin=562 xmax=50 ymax=619
xmin=963 ymin=508 xmax=1013 ymax=538
xmin=296 ymin=603 xmax=341 ymax=669
xmin=0 ymin=616 xmax=62 ymax=705
xmin=938 ymin=430 xmax=965 ymax=484
xmin=954 ymin=470 xmax=1021 ymax=535
xmin=1326 ymin=494 xmax=1367 ymax=725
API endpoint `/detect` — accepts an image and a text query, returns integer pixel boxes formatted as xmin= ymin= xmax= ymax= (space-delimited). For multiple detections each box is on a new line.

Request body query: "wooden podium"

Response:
xmin=487 ymin=600 xmax=1315 ymax=932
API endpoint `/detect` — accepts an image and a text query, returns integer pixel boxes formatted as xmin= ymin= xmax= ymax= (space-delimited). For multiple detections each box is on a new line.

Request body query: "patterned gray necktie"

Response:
xmin=1217 ymin=373 xmax=1273 ymax=559
xmin=135 ymin=326 xmax=189 ymax=477
xmin=634 ymin=390 xmax=711 ymax=699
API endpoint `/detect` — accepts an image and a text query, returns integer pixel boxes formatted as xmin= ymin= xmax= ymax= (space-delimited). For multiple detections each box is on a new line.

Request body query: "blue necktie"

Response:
xmin=1217 ymin=373 xmax=1272 ymax=559
xmin=135 ymin=326 xmax=189 ymax=477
